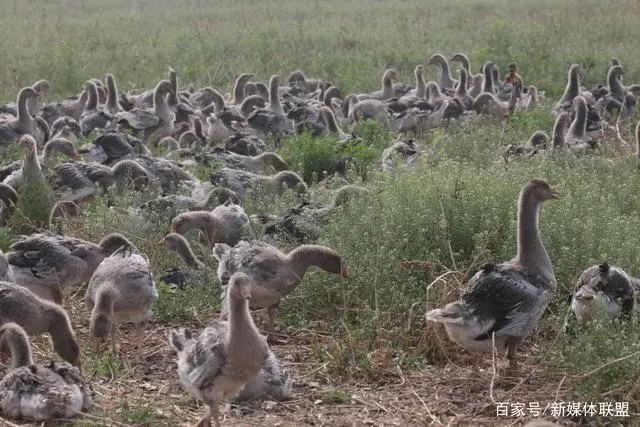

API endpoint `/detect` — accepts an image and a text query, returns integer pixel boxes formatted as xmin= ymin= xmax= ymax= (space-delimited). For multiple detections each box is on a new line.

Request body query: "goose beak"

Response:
xmin=550 ymin=187 xmax=560 ymax=199
xmin=340 ymin=267 xmax=349 ymax=278
xmin=157 ymin=238 xmax=166 ymax=246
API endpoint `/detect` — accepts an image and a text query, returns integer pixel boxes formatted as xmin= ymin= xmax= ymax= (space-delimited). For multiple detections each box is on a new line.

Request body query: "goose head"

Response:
xmin=19 ymin=134 xmax=38 ymax=157
xmin=228 ymin=272 xmax=252 ymax=300
xmin=525 ymin=178 xmax=559 ymax=202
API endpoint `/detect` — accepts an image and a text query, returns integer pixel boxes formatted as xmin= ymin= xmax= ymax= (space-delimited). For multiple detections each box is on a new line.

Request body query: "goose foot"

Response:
xmin=266 ymin=333 xmax=289 ymax=346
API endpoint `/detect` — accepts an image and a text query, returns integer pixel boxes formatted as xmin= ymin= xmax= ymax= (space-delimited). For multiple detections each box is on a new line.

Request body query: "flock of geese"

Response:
xmin=0 ymin=51 xmax=637 ymax=426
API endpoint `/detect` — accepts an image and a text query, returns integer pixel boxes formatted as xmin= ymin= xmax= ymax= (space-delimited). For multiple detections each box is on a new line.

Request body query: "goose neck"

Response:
xmin=516 ymin=192 xmax=553 ymax=284
xmin=0 ymin=325 xmax=33 ymax=368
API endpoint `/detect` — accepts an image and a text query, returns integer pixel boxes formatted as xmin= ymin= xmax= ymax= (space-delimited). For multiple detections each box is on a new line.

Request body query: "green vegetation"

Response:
xmin=1 ymin=0 xmax=640 ymax=425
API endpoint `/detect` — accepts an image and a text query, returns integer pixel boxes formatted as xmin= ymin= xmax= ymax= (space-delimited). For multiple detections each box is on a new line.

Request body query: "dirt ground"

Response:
xmin=0 ymin=311 xmax=611 ymax=427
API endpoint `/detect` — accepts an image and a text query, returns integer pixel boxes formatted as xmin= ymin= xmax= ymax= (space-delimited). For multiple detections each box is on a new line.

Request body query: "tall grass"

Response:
xmin=1 ymin=0 xmax=639 ymax=101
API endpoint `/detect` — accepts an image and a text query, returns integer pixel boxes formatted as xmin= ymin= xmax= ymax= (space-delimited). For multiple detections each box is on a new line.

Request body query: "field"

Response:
xmin=1 ymin=0 xmax=640 ymax=425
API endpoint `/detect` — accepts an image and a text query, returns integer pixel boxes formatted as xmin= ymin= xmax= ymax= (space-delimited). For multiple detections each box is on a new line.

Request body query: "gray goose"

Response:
xmin=427 ymin=179 xmax=558 ymax=370
xmin=168 ymin=272 xmax=270 ymax=427
xmin=0 ymin=87 xmax=40 ymax=150
xmin=2 ymin=232 xmax=133 ymax=303
xmin=213 ymin=240 xmax=348 ymax=330
xmin=210 ymin=168 xmax=307 ymax=201
xmin=116 ymin=79 xmax=175 ymax=145
xmin=85 ymin=239 xmax=157 ymax=353
xmin=79 ymin=81 xmax=113 ymax=136
xmin=0 ymin=323 xmax=92 ymax=421
xmin=571 ymin=263 xmax=635 ymax=323
xmin=171 ymin=200 xmax=255 ymax=247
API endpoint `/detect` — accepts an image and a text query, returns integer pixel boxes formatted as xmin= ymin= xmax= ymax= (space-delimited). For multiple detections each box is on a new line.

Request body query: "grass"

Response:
xmin=1 ymin=0 xmax=640 ymax=425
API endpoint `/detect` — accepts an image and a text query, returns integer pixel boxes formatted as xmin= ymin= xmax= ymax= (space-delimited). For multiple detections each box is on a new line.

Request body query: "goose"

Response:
xmin=79 ymin=81 xmax=113 ymax=135
xmin=189 ymin=87 xmax=224 ymax=111
xmin=481 ymin=61 xmax=496 ymax=95
xmin=381 ymin=139 xmax=419 ymax=172
xmin=85 ymin=240 xmax=157 ymax=353
xmin=0 ymin=87 xmax=40 ymax=149
xmin=1 ymin=134 xmax=61 ymax=191
xmin=394 ymin=65 xmax=427 ymax=108
xmin=255 ymin=185 xmax=369 ymax=247
xmin=247 ymin=75 xmax=292 ymax=137
xmin=554 ymin=64 xmax=595 ymax=113
xmin=320 ymin=106 xmax=352 ymax=142
xmin=392 ymin=99 xmax=462 ymax=135
xmin=168 ymin=272 xmax=270 ymax=427
xmin=116 ymin=79 xmax=175 ymax=145
xmin=551 ymin=112 xmax=571 ymax=150
xmin=50 ymin=116 xmax=82 ymax=142
xmin=287 ymin=70 xmax=321 ymax=94
xmin=348 ymin=98 xmax=392 ymax=127
xmin=0 ymin=323 xmax=92 ymax=421
xmin=51 ymin=158 xmax=149 ymax=202
xmin=104 ymin=73 xmax=122 ymax=114
xmin=210 ymin=168 xmax=307 ymax=201
xmin=197 ymin=148 xmax=288 ymax=174
xmin=358 ymin=69 xmax=398 ymax=101
xmin=426 ymin=178 xmax=558 ymax=370
xmin=0 ymin=282 xmax=80 ymax=366
xmin=565 ymin=96 xmax=599 ymax=152
xmin=49 ymin=200 xmax=80 ymax=233
xmin=426 ymin=53 xmax=456 ymax=90
xmin=231 ymin=73 xmax=255 ymax=105
xmin=173 ymin=319 xmax=292 ymax=404
xmin=636 ymin=120 xmax=640 ymax=160
xmin=598 ymin=65 xmax=637 ymax=116
xmin=76 ymin=131 xmax=146 ymax=164
xmin=141 ymin=187 xmax=240 ymax=219
xmin=0 ymin=79 xmax=49 ymax=118
xmin=504 ymin=131 xmax=550 ymax=159
xmin=159 ymin=233 xmax=205 ymax=269
xmin=0 ymin=183 xmax=18 ymax=226
xmin=41 ymin=86 xmax=88 ymax=125
xmin=472 ymin=88 xmax=519 ymax=122
xmin=4 ymin=232 xmax=133 ymax=303
xmin=450 ymin=53 xmax=471 ymax=76
xmin=213 ymin=240 xmax=348 ymax=330
xmin=170 ymin=201 xmax=254 ymax=247
xmin=124 ymin=68 xmax=179 ymax=110
xmin=571 ymin=263 xmax=635 ymax=323
xmin=222 ymin=132 xmax=267 ymax=156
xmin=454 ymin=67 xmax=474 ymax=110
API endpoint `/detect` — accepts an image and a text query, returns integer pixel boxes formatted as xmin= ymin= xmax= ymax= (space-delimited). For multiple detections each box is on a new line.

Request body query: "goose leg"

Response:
xmin=110 ymin=324 xmax=117 ymax=355
xmin=267 ymin=305 xmax=278 ymax=332
xmin=471 ymin=353 xmax=480 ymax=373
xmin=506 ymin=339 xmax=518 ymax=371
xmin=195 ymin=404 xmax=212 ymax=427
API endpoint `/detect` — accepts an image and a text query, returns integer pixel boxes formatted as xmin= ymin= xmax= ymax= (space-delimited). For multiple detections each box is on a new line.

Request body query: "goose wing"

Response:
xmin=116 ymin=109 xmax=159 ymax=129
xmin=462 ymin=263 xmax=549 ymax=340
xmin=182 ymin=324 xmax=226 ymax=391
